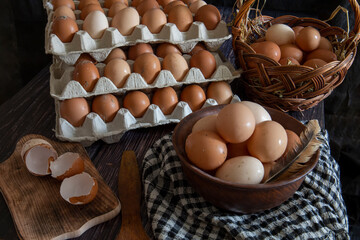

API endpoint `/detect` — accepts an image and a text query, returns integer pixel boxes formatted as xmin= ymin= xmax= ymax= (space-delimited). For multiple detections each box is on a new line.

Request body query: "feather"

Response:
xmin=264 ymin=120 xmax=322 ymax=183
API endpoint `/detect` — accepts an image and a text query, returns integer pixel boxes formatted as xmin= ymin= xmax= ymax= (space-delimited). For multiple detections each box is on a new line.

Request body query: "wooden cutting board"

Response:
xmin=0 ymin=134 xmax=121 ymax=240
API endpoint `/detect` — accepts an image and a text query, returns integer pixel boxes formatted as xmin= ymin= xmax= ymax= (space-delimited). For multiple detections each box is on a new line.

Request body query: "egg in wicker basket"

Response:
xmin=231 ymin=0 xmax=360 ymax=111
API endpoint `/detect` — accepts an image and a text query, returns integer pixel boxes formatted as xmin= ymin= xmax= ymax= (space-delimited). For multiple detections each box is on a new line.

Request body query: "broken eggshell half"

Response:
xmin=60 ymin=172 xmax=98 ymax=205
xmin=50 ymin=152 xmax=85 ymax=181
xmin=21 ymin=138 xmax=58 ymax=176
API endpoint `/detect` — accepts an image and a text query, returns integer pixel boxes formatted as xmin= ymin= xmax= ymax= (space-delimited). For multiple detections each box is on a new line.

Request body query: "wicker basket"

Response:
xmin=232 ymin=0 xmax=360 ymax=111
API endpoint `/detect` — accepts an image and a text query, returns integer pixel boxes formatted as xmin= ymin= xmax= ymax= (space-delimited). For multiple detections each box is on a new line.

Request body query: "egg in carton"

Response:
xmin=54 ymin=85 xmax=241 ymax=146
xmin=43 ymin=0 xmax=231 ymax=65
xmin=50 ymin=51 xmax=241 ymax=100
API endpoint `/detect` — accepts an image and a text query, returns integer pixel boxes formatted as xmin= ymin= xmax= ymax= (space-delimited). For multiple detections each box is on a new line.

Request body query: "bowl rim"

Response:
xmin=172 ymin=104 xmax=320 ymax=189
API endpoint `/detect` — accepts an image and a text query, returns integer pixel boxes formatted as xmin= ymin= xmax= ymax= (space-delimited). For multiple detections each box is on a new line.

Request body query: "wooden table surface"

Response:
xmin=0 ymin=7 xmax=325 ymax=239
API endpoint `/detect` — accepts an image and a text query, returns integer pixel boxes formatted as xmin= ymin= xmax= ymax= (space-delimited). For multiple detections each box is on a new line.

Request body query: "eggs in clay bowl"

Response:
xmin=172 ymin=102 xmax=320 ymax=213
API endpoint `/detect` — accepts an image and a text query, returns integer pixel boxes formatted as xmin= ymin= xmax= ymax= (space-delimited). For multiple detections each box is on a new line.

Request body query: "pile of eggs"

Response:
xmin=249 ymin=23 xmax=337 ymax=68
xmin=21 ymin=138 xmax=98 ymax=204
xmin=60 ymin=80 xmax=233 ymax=126
xmin=185 ymin=101 xmax=301 ymax=184
xmin=50 ymin=0 xmax=222 ymax=42
xmin=71 ymin=42 xmax=218 ymax=92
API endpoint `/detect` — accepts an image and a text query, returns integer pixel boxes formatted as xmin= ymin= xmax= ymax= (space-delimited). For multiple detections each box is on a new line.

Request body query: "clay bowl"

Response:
xmin=172 ymin=104 xmax=320 ymax=214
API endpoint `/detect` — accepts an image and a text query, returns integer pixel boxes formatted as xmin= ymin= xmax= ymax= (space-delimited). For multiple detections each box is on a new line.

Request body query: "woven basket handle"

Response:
xmin=232 ymin=0 xmax=360 ymax=44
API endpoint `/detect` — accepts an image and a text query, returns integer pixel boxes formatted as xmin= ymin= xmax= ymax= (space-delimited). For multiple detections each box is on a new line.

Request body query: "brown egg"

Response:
xmin=141 ymin=8 xmax=167 ymax=34
xmin=78 ymin=0 xmax=100 ymax=10
xmin=189 ymin=42 xmax=206 ymax=55
xmin=108 ymin=2 xmax=127 ymax=17
xmin=305 ymin=49 xmax=337 ymax=63
xmin=155 ymin=43 xmax=182 ymax=58
xmin=104 ymin=48 xmax=127 ymax=64
xmin=168 ymin=5 xmax=193 ymax=32
xmin=183 ymin=0 xmax=197 ymax=4
xmin=128 ymin=43 xmax=154 ymax=60
xmin=180 ymin=84 xmax=206 ymax=111
xmin=227 ymin=140 xmax=249 ymax=159
xmin=75 ymin=53 xmax=97 ymax=65
xmin=247 ymin=120 xmax=288 ymax=163
xmin=73 ymin=60 xmax=100 ymax=92
xmin=111 ymin=7 xmax=140 ymax=36
xmin=250 ymin=41 xmax=281 ymax=62
xmin=279 ymin=57 xmax=300 ymax=66
xmin=53 ymin=6 xmax=76 ymax=20
xmin=303 ymin=58 xmax=327 ymax=68
xmin=52 ymin=0 xmax=75 ymax=11
xmin=216 ymin=102 xmax=255 ymax=143
xmin=295 ymin=26 xmax=321 ymax=52
xmin=133 ymin=53 xmax=161 ymax=84
xmin=123 ymin=91 xmax=150 ymax=118
xmin=162 ymin=53 xmax=189 ymax=81
xmin=292 ymin=26 xmax=304 ymax=39
xmin=52 ymin=16 xmax=79 ymax=43
xmin=104 ymin=0 xmax=128 ymax=9
xmin=194 ymin=4 xmax=221 ymax=30
xmin=158 ymin=0 xmax=175 ymax=8
xmin=192 ymin=114 xmax=218 ymax=133
xmin=92 ymin=94 xmax=120 ymax=122
xmin=83 ymin=10 xmax=109 ymax=39
xmin=136 ymin=0 xmax=160 ymax=17
xmin=190 ymin=50 xmax=217 ymax=79
xmin=279 ymin=129 xmax=301 ymax=160
xmin=151 ymin=87 xmax=179 ymax=115
xmin=279 ymin=44 xmax=303 ymax=63
xmin=318 ymin=37 xmax=333 ymax=51
xmin=163 ymin=0 xmax=185 ymax=14
xmin=131 ymin=0 xmax=143 ymax=7
xmin=60 ymin=98 xmax=90 ymax=127
xmin=80 ymin=3 xmax=104 ymax=20
xmin=206 ymin=81 xmax=233 ymax=104
xmin=104 ymin=58 xmax=131 ymax=88
xmin=185 ymin=130 xmax=227 ymax=171
xmin=189 ymin=0 xmax=207 ymax=14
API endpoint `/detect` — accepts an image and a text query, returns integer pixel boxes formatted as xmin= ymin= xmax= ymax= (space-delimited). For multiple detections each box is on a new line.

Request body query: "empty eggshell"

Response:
xmin=21 ymin=139 xmax=58 ymax=176
xmin=50 ymin=152 xmax=85 ymax=181
xmin=60 ymin=172 xmax=98 ymax=205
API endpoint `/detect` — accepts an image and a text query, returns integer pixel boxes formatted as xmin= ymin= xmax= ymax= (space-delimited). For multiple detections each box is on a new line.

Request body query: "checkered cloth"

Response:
xmin=142 ymin=129 xmax=349 ymax=239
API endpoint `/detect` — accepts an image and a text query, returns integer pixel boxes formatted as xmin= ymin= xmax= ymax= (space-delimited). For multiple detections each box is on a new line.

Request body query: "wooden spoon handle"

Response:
xmin=116 ymin=150 xmax=149 ymax=240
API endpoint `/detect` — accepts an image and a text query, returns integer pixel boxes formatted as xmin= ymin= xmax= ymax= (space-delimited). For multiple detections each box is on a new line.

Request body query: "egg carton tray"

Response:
xmin=55 ymin=94 xmax=241 ymax=146
xmin=50 ymin=51 xmax=241 ymax=100
xmin=44 ymin=1 xmax=231 ymax=64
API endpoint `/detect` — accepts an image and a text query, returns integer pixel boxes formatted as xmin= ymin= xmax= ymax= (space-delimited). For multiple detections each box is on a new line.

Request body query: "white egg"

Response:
xmin=83 ymin=10 xmax=109 ymax=39
xmin=215 ymin=156 xmax=264 ymax=184
xmin=265 ymin=23 xmax=295 ymax=46
xmin=241 ymin=101 xmax=271 ymax=124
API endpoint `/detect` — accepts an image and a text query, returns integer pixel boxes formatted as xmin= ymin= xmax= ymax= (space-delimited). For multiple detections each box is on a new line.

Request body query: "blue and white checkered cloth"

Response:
xmin=142 ymin=129 xmax=349 ymax=239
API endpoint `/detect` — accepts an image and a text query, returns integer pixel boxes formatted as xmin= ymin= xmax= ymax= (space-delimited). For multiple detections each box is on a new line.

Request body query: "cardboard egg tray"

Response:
xmin=50 ymin=51 xmax=241 ymax=100
xmin=43 ymin=0 xmax=231 ymax=65
xmin=55 ymin=93 xmax=241 ymax=146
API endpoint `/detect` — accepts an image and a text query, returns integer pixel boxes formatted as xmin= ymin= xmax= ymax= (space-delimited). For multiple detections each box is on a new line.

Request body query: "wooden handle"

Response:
xmin=116 ymin=150 xmax=149 ymax=240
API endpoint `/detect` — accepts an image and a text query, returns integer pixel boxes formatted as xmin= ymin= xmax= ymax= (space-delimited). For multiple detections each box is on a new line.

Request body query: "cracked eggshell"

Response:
xmin=50 ymin=152 xmax=85 ymax=181
xmin=60 ymin=172 xmax=98 ymax=205
xmin=21 ymin=139 xmax=58 ymax=176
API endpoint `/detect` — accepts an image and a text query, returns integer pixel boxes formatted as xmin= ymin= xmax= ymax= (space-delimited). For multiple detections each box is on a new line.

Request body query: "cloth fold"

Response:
xmin=142 ymin=130 xmax=349 ymax=239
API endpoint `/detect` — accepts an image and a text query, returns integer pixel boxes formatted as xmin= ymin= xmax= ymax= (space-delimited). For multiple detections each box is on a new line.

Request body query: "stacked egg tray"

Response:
xmin=44 ymin=0 xmax=241 ymax=145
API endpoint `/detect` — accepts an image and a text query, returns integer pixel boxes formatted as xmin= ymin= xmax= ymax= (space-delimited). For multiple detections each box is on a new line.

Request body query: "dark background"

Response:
xmin=1 ymin=0 xmax=359 ymax=238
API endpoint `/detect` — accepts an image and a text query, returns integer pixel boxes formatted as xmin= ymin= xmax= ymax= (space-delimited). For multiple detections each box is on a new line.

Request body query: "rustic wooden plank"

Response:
xmin=0 ymin=134 xmax=120 ymax=240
